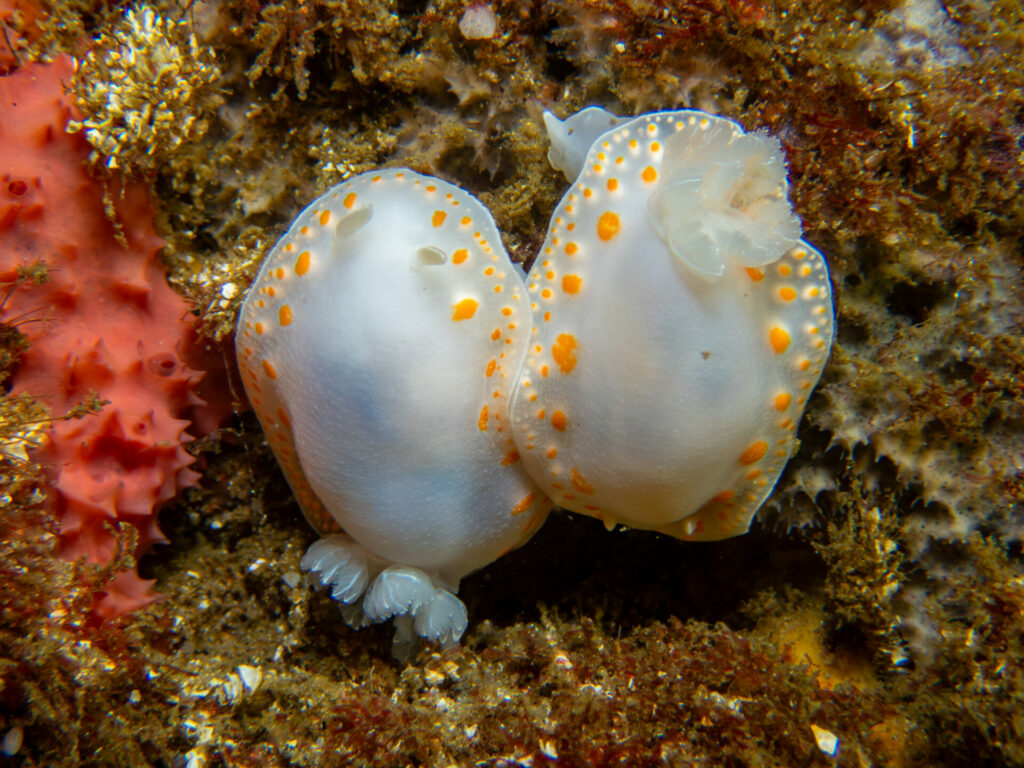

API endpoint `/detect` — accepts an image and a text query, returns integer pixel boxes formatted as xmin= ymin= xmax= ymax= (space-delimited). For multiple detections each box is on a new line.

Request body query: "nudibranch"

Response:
xmin=510 ymin=108 xmax=834 ymax=541
xmin=236 ymin=169 xmax=549 ymax=650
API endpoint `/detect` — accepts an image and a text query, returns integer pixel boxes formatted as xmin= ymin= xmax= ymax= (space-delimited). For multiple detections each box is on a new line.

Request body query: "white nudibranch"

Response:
xmin=236 ymin=169 xmax=550 ymax=653
xmin=509 ymin=107 xmax=834 ymax=542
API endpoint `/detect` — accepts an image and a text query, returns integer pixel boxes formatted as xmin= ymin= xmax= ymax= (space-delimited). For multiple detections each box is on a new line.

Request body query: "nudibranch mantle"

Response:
xmin=510 ymin=108 xmax=834 ymax=542
xmin=236 ymin=169 xmax=549 ymax=648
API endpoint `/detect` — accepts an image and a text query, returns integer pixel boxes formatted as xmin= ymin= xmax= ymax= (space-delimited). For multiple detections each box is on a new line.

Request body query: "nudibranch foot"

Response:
xmin=364 ymin=565 xmax=467 ymax=646
xmin=301 ymin=534 xmax=469 ymax=648
xmin=511 ymin=108 xmax=834 ymax=542
xmin=303 ymin=535 xmax=375 ymax=603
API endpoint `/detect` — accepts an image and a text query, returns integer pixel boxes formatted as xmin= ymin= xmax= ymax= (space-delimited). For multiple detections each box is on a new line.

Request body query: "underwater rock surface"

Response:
xmin=1 ymin=0 xmax=1022 ymax=766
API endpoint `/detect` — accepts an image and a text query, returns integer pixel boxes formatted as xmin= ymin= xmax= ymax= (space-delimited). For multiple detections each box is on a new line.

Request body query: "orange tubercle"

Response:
xmin=451 ymin=298 xmax=479 ymax=321
xmin=597 ymin=211 xmax=620 ymax=241
xmin=551 ymin=333 xmax=578 ymax=374
xmin=739 ymin=440 xmax=768 ymax=465
xmin=551 ymin=410 xmax=568 ymax=431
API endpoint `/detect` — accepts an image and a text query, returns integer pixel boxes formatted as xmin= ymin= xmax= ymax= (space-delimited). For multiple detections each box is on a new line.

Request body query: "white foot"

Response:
xmin=363 ymin=566 xmax=468 ymax=648
xmin=299 ymin=535 xmax=468 ymax=650
xmin=301 ymin=534 xmax=375 ymax=603
xmin=414 ymin=589 xmax=468 ymax=647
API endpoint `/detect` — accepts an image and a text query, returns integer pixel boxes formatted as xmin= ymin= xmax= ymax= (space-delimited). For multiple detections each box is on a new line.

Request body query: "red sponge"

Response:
xmin=0 ymin=55 xmax=207 ymax=619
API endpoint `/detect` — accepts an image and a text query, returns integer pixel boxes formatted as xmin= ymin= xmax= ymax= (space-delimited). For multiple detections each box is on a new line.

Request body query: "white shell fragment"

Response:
xmin=810 ymin=723 xmax=840 ymax=756
xmin=236 ymin=665 xmax=263 ymax=694
xmin=236 ymin=169 xmax=550 ymax=648
xmin=509 ymin=108 xmax=834 ymax=541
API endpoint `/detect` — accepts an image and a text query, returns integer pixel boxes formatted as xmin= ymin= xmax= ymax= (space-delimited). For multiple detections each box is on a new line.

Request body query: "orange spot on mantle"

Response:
xmin=551 ymin=333 xmax=578 ymax=374
xmin=452 ymin=298 xmax=479 ymax=321
xmin=769 ymin=326 xmax=790 ymax=354
xmin=739 ymin=440 xmax=768 ymax=465
xmin=570 ymin=468 xmax=595 ymax=494
xmin=511 ymin=492 xmax=535 ymax=516
xmin=597 ymin=211 xmax=620 ymax=241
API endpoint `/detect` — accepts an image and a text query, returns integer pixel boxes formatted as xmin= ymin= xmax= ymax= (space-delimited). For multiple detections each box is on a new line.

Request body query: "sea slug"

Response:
xmin=236 ymin=169 xmax=549 ymax=651
xmin=510 ymin=107 xmax=834 ymax=541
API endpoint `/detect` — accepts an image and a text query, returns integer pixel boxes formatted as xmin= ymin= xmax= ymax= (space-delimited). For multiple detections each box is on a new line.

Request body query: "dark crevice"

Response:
xmin=885 ymin=279 xmax=949 ymax=324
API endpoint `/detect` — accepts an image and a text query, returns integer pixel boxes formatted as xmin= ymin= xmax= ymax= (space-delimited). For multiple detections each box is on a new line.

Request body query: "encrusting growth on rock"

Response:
xmin=67 ymin=5 xmax=221 ymax=177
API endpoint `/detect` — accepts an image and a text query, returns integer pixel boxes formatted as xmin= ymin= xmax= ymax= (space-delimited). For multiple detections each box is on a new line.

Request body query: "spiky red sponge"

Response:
xmin=0 ymin=55 xmax=205 ymax=619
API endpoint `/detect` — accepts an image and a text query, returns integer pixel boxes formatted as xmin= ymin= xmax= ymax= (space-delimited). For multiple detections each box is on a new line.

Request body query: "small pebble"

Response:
xmin=459 ymin=4 xmax=498 ymax=39
xmin=2 ymin=726 xmax=23 ymax=757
